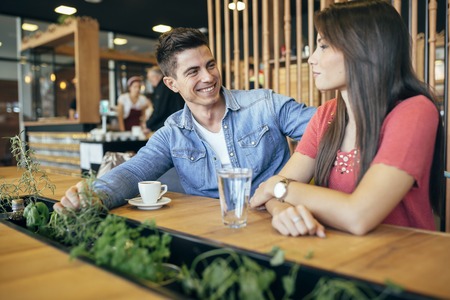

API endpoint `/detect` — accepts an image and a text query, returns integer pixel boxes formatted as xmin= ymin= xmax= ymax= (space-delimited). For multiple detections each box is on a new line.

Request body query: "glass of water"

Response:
xmin=217 ymin=168 xmax=253 ymax=228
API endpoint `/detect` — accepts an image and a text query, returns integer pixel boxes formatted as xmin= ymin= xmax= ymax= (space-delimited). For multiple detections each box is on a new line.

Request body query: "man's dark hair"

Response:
xmin=156 ymin=27 xmax=209 ymax=78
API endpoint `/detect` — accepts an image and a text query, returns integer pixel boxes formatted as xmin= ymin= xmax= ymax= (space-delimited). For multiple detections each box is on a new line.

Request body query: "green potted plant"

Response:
xmin=0 ymin=133 xmax=55 ymax=223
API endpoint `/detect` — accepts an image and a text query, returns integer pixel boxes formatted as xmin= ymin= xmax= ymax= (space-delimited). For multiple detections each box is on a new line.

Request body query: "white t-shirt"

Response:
xmin=192 ymin=117 xmax=231 ymax=168
xmin=117 ymin=93 xmax=148 ymax=119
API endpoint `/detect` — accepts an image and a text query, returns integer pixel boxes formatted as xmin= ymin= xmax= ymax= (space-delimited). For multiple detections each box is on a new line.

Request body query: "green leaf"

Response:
xmin=35 ymin=202 xmax=49 ymax=224
xmin=282 ymin=264 xmax=299 ymax=298
xmin=282 ymin=275 xmax=295 ymax=297
xmin=203 ymin=259 xmax=234 ymax=289
xmin=239 ymin=270 xmax=265 ymax=300
xmin=242 ymin=255 xmax=263 ymax=271
xmin=269 ymin=246 xmax=285 ymax=266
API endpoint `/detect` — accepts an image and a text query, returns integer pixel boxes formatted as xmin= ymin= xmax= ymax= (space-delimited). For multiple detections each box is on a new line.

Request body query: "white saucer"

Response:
xmin=128 ymin=197 xmax=171 ymax=210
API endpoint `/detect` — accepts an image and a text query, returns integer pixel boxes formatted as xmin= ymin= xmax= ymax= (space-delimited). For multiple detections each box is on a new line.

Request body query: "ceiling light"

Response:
xmin=228 ymin=1 xmax=245 ymax=11
xmin=0 ymin=42 xmax=2 ymax=47
xmin=85 ymin=0 xmax=102 ymax=3
xmin=113 ymin=38 xmax=128 ymax=45
xmin=152 ymin=24 xmax=172 ymax=33
xmin=22 ymin=23 xmax=39 ymax=31
xmin=55 ymin=5 xmax=77 ymax=15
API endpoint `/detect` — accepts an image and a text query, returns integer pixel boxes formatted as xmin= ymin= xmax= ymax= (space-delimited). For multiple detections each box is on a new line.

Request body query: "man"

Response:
xmin=145 ymin=66 xmax=185 ymax=132
xmin=55 ymin=28 xmax=315 ymax=211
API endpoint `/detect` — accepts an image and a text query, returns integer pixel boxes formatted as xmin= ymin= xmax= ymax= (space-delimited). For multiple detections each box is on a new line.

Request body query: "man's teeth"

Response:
xmin=200 ymin=86 xmax=214 ymax=92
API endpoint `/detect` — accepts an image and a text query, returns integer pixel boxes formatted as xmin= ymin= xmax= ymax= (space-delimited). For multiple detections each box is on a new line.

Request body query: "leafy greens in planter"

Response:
xmin=304 ymin=277 xmax=404 ymax=300
xmin=70 ymin=215 xmax=173 ymax=284
xmin=180 ymin=247 xmax=299 ymax=300
xmin=19 ymin=173 xmax=175 ymax=285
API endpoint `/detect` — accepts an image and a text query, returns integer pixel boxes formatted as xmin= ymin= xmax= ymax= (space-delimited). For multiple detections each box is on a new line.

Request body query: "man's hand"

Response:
xmin=53 ymin=181 xmax=85 ymax=213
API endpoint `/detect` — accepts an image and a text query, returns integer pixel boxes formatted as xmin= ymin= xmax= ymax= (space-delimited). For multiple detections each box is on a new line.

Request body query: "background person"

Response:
xmin=250 ymin=0 xmax=443 ymax=237
xmin=145 ymin=66 xmax=184 ymax=132
xmin=55 ymin=27 xmax=316 ymax=212
xmin=117 ymin=76 xmax=151 ymax=131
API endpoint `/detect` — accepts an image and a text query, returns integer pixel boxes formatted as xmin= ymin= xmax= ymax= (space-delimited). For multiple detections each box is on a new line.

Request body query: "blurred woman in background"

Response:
xmin=117 ymin=76 xmax=150 ymax=131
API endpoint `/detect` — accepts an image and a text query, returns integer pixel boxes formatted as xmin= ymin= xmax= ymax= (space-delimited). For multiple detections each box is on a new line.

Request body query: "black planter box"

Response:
xmin=1 ymin=197 xmax=433 ymax=300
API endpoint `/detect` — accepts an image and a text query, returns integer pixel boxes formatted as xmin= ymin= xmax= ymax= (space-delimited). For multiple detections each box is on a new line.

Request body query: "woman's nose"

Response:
xmin=308 ymin=49 xmax=317 ymax=65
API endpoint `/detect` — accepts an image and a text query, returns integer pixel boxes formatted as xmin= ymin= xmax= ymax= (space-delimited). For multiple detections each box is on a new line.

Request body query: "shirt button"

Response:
xmin=251 ymin=141 xmax=255 ymax=145
xmin=230 ymin=152 xmax=234 ymax=157
xmin=190 ymin=157 xmax=194 ymax=161
xmin=223 ymin=125 xmax=228 ymax=129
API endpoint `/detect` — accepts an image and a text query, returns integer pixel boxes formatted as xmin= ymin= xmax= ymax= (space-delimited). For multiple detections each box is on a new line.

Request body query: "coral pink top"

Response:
xmin=296 ymin=96 xmax=438 ymax=230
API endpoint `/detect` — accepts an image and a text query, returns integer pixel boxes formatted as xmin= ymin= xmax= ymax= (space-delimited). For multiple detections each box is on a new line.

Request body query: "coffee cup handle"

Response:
xmin=160 ymin=184 xmax=168 ymax=198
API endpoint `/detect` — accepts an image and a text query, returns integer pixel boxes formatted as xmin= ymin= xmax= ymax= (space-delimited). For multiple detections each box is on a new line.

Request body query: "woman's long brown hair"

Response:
xmin=313 ymin=0 xmax=444 ymax=219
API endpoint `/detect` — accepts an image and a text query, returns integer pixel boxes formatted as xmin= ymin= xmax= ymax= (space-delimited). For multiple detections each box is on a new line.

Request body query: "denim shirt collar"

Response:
xmin=171 ymin=86 xmax=240 ymax=131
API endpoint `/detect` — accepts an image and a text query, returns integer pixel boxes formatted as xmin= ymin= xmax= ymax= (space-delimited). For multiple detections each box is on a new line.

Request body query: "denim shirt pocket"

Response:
xmin=238 ymin=124 xmax=270 ymax=148
xmin=237 ymin=125 xmax=275 ymax=172
xmin=172 ymin=148 xmax=207 ymax=189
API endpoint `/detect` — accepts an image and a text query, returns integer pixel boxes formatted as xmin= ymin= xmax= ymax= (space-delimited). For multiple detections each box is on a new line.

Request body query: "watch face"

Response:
xmin=274 ymin=182 xmax=286 ymax=199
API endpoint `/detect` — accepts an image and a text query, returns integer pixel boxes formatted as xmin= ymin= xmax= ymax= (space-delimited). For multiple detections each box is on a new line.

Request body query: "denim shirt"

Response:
xmin=97 ymin=87 xmax=316 ymax=209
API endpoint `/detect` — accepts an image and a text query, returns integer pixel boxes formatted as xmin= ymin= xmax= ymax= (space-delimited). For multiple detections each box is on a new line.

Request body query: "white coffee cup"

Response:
xmin=138 ymin=181 xmax=168 ymax=204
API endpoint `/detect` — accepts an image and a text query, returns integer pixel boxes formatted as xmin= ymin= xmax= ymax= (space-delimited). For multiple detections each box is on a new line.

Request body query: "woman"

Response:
xmin=117 ymin=76 xmax=150 ymax=131
xmin=250 ymin=0 xmax=443 ymax=237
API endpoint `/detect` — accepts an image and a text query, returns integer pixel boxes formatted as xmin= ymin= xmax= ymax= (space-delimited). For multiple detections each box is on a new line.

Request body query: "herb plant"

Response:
xmin=0 ymin=133 xmax=55 ymax=213
xmin=23 ymin=201 xmax=49 ymax=230
xmin=303 ymin=277 xmax=404 ymax=300
xmin=179 ymin=246 xmax=299 ymax=300
xmin=70 ymin=215 xmax=173 ymax=284
xmin=45 ymin=173 xmax=107 ymax=245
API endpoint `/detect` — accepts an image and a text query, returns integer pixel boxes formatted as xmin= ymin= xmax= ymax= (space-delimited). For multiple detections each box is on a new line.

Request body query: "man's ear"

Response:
xmin=163 ymin=77 xmax=178 ymax=93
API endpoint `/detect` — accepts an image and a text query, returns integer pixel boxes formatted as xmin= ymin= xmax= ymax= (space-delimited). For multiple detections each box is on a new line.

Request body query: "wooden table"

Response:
xmin=2 ymin=166 xmax=450 ymax=299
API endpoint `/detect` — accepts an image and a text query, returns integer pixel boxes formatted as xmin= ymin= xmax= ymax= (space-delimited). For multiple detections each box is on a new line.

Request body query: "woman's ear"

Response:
xmin=163 ymin=77 xmax=178 ymax=93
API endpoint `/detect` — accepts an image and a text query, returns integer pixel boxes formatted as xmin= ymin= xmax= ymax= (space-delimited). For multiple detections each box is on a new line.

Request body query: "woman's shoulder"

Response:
xmin=315 ymin=98 xmax=337 ymax=119
xmin=318 ymin=98 xmax=337 ymax=109
xmin=393 ymin=95 xmax=438 ymax=116
xmin=384 ymin=95 xmax=439 ymax=129
xmin=303 ymin=98 xmax=337 ymax=137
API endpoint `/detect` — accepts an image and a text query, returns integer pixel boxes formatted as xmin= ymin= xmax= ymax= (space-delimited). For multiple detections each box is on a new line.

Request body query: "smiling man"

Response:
xmin=55 ymin=27 xmax=316 ymax=211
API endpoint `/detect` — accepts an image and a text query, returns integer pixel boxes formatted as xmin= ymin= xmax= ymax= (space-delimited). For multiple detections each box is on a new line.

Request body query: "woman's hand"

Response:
xmin=272 ymin=205 xmax=326 ymax=238
xmin=250 ymin=175 xmax=284 ymax=209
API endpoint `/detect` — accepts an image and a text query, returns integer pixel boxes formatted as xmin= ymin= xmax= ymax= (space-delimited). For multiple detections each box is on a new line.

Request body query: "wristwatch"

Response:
xmin=273 ymin=177 xmax=291 ymax=202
